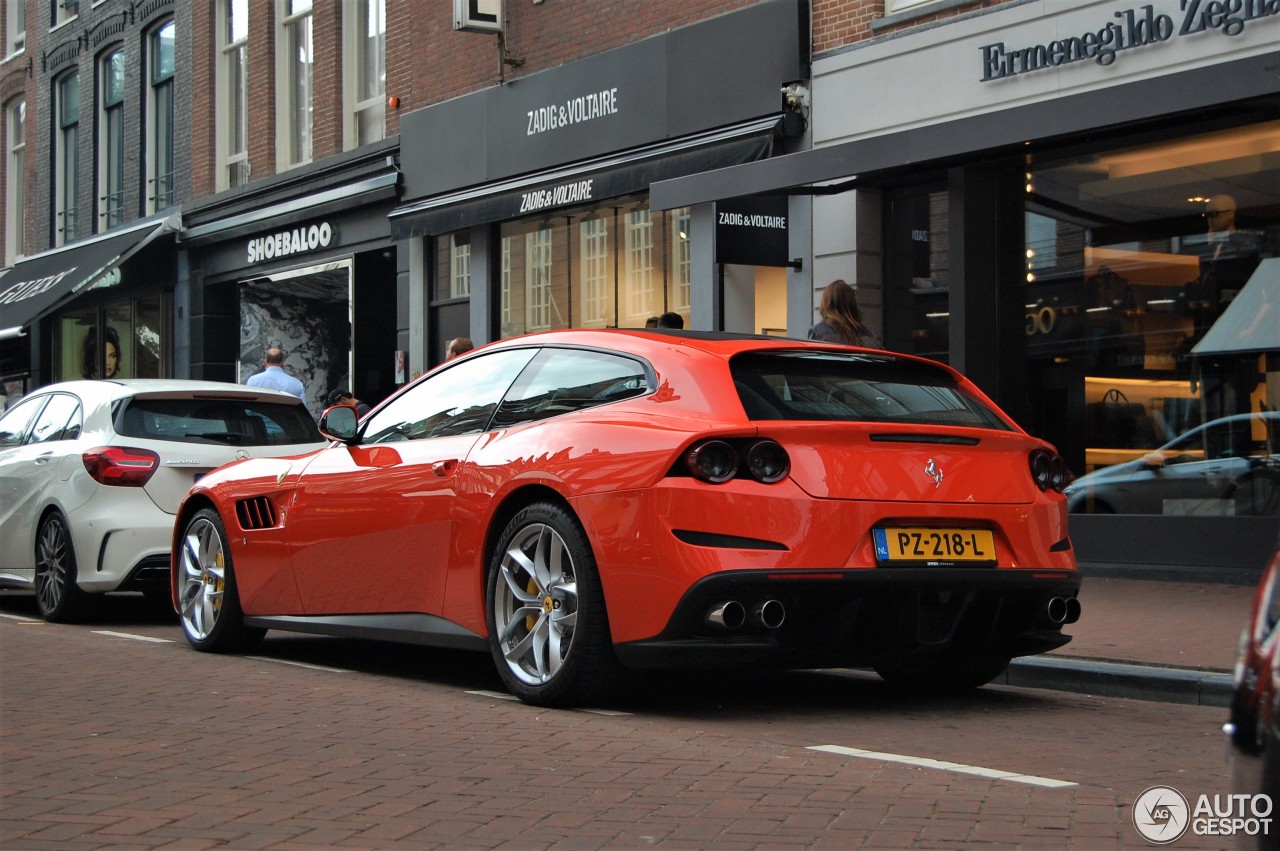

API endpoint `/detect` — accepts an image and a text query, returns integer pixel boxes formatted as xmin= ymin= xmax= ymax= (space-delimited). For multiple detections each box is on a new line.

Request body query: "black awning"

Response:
xmin=0 ymin=221 xmax=174 ymax=335
xmin=390 ymin=122 xmax=775 ymax=240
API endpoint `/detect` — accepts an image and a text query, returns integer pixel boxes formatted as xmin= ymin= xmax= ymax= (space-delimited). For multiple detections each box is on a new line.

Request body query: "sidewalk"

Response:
xmin=1002 ymin=575 xmax=1256 ymax=706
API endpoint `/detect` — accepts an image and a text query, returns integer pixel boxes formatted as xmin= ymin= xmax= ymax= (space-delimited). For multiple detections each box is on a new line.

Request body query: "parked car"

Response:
xmin=1066 ymin=412 xmax=1280 ymax=516
xmin=1226 ymin=533 xmax=1280 ymax=839
xmin=172 ymin=329 xmax=1080 ymax=707
xmin=0 ymin=380 xmax=326 ymax=621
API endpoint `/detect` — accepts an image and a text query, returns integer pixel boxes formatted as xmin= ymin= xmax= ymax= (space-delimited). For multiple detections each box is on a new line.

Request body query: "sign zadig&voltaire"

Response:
xmin=979 ymin=0 xmax=1280 ymax=83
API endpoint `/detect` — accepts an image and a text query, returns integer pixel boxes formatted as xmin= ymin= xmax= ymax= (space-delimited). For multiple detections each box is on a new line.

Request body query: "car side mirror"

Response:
xmin=319 ymin=405 xmax=359 ymax=442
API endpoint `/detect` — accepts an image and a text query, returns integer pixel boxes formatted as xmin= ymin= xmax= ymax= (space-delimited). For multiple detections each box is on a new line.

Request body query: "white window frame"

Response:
xmin=5 ymin=0 xmax=24 ymax=57
xmin=671 ymin=210 xmax=691 ymax=313
xmin=624 ymin=209 xmax=654 ymax=324
xmin=54 ymin=0 xmax=78 ymax=29
xmin=216 ymin=0 xmax=249 ymax=191
xmin=887 ymin=0 xmax=941 ymax=13
xmin=525 ymin=228 xmax=552 ymax=331
xmin=579 ymin=217 xmax=608 ymax=327
xmin=4 ymin=97 xmax=24 ymax=264
xmin=55 ymin=73 xmax=79 ymax=247
xmin=276 ymin=0 xmax=313 ymax=169
xmin=342 ymin=0 xmax=385 ymax=149
xmin=450 ymin=234 xmax=471 ymax=298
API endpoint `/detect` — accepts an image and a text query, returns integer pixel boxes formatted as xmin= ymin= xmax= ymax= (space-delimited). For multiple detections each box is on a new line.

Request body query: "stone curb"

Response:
xmin=1003 ymin=656 xmax=1235 ymax=708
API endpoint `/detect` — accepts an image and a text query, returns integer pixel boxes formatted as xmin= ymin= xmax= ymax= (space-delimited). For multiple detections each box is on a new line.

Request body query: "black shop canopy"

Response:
xmin=0 ymin=219 xmax=174 ymax=339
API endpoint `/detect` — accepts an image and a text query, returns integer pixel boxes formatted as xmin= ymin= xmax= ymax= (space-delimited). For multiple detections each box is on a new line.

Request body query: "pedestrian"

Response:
xmin=446 ymin=337 xmax=474 ymax=360
xmin=644 ymin=316 xmax=660 ymax=328
xmin=657 ymin=312 xmax=684 ymax=329
xmin=246 ymin=347 xmax=305 ymax=399
xmin=807 ymin=279 xmax=883 ymax=349
xmin=327 ymin=388 xmax=370 ymax=416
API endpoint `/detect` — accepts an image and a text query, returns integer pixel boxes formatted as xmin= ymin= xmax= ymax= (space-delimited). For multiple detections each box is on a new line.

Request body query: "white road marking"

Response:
xmin=807 ymin=744 xmax=1077 ymax=788
xmin=91 ymin=630 xmax=174 ymax=643
xmin=464 ymin=689 xmax=633 ymax=715
xmin=245 ymin=655 xmax=350 ymax=673
xmin=467 ymin=689 xmax=519 ymax=701
xmin=0 ymin=613 xmax=42 ymax=623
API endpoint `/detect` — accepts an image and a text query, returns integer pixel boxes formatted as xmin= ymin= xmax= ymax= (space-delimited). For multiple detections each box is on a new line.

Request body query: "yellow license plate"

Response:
xmin=873 ymin=527 xmax=996 ymax=564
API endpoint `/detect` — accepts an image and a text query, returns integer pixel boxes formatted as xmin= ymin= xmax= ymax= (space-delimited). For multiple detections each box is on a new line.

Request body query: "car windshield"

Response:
xmin=730 ymin=350 xmax=1010 ymax=429
xmin=117 ymin=397 xmax=322 ymax=446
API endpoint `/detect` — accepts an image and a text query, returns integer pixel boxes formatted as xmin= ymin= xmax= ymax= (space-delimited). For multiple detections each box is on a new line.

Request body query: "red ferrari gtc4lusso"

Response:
xmin=172 ymin=329 xmax=1079 ymax=706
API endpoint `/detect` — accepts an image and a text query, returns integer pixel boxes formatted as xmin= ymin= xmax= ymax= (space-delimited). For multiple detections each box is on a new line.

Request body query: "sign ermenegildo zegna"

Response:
xmin=980 ymin=0 xmax=1279 ymax=82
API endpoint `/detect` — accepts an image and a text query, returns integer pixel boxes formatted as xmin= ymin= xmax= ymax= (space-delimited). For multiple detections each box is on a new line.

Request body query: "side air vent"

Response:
xmin=236 ymin=497 xmax=278 ymax=530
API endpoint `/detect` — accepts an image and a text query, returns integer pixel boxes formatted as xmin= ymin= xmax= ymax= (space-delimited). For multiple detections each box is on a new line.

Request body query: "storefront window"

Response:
xmin=56 ymin=295 xmax=170 ymax=381
xmin=887 ymin=184 xmax=950 ymax=361
xmin=1027 ymin=121 xmax=1279 ymax=516
xmin=485 ymin=195 xmax=691 ymax=338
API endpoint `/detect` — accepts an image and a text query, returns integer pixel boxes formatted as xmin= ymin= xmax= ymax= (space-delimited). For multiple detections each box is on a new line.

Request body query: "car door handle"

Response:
xmin=433 ymin=459 xmax=458 ymax=477
xmin=35 ymin=452 xmax=54 ymax=464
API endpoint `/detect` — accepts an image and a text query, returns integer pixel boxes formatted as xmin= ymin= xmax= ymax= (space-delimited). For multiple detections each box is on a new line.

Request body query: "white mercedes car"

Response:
xmin=0 ymin=380 xmax=325 ymax=621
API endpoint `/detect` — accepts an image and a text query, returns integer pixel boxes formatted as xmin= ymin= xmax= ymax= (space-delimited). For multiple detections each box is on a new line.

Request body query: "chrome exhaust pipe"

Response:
xmin=706 ymin=601 xmax=746 ymax=631
xmin=1044 ymin=597 xmax=1069 ymax=625
xmin=751 ymin=599 xmax=786 ymax=630
xmin=1064 ymin=597 xmax=1081 ymax=625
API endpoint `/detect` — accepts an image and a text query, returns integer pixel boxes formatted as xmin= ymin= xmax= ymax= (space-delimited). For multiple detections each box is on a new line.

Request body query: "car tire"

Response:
xmin=873 ymin=650 xmax=1011 ymax=692
xmin=34 ymin=511 xmax=87 ymax=623
xmin=176 ymin=507 xmax=265 ymax=653
xmin=486 ymin=502 xmax=623 ymax=707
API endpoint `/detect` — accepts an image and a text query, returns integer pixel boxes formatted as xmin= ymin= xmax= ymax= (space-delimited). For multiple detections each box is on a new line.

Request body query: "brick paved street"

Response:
xmin=0 ymin=594 xmax=1236 ymax=848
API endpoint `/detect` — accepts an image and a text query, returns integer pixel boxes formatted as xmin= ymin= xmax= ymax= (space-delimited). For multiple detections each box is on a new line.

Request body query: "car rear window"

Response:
xmin=730 ymin=351 xmax=1011 ymax=430
xmin=117 ymin=397 xmax=323 ymax=446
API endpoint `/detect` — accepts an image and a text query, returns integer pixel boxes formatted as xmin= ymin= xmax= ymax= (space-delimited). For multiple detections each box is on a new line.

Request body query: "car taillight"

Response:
xmin=82 ymin=446 xmax=161 ymax=487
xmin=1029 ymin=449 xmax=1071 ymax=492
xmin=684 ymin=438 xmax=790 ymax=485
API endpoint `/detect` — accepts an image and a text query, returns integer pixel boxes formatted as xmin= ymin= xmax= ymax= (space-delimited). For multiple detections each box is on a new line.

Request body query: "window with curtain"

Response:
xmin=344 ymin=0 xmax=385 ymax=148
xmin=56 ymin=73 xmax=80 ymax=246
xmin=4 ymin=97 xmax=24 ymax=264
xmin=579 ymin=217 xmax=609 ymax=327
xmin=217 ymin=0 xmax=249 ymax=190
xmin=280 ymin=0 xmax=313 ymax=167
xmin=148 ymin=20 xmax=175 ymax=212
xmin=99 ymin=49 xmax=125 ymax=230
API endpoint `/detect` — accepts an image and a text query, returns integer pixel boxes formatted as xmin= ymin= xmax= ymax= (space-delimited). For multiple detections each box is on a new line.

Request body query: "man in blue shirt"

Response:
xmin=246 ymin=347 xmax=304 ymax=399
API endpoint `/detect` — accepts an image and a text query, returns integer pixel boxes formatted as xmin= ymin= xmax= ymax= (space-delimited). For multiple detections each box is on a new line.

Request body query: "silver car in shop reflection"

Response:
xmin=1066 ymin=412 xmax=1280 ymax=516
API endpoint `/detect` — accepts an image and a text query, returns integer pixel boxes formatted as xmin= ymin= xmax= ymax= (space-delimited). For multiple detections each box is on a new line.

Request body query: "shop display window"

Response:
xmin=477 ymin=195 xmax=691 ymax=337
xmin=1028 ymin=122 xmax=1279 ymax=515
xmin=55 ymin=295 xmax=170 ymax=381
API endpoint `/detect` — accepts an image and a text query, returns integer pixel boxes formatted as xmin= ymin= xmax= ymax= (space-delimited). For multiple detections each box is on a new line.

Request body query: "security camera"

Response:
xmin=781 ymin=82 xmax=810 ymax=111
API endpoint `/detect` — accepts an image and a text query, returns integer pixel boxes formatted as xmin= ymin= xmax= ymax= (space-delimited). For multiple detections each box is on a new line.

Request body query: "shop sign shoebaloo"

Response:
xmin=246 ymin=221 xmax=334 ymax=264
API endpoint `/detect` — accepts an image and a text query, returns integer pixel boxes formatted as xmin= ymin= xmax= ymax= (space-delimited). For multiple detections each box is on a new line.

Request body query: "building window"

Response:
xmin=278 ymin=0 xmax=313 ymax=168
xmin=53 ymin=0 xmax=77 ymax=28
xmin=217 ymin=0 xmax=249 ymax=190
xmin=99 ymin=49 xmax=125 ymax=230
xmin=6 ymin=0 xmax=24 ymax=56
xmin=344 ymin=0 xmax=384 ymax=148
xmin=55 ymin=73 xmax=79 ymax=246
xmin=579 ymin=217 xmax=609 ymax=327
xmin=147 ymin=20 xmax=175 ymax=213
xmin=4 ymin=97 xmax=24 ymax=264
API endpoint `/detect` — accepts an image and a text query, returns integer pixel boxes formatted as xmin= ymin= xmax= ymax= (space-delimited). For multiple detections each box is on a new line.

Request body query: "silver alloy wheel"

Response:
xmin=178 ymin=515 xmax=227 ymax=642
xmin=493 ymin=521 xmax=579 ymax=686
xmin=35 ymin=517 xmax=70 ymax=615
